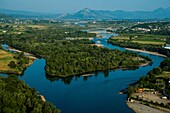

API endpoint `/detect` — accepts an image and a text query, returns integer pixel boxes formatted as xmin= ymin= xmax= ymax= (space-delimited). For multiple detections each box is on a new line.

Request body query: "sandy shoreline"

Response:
xmin=82 ymin=74 xmax=94 ymax=77
xmin=90 ymin=44 xmax=104 ymax=47
xmin=9 ymin=48 xmax=38 ymax=60
xmin=125 ymin=48 xmax=167 ymax=58
xmin=40 ymin=95 xmax=46 ymax=102
xmin=95 ymin=44 xmax=103 ymax=47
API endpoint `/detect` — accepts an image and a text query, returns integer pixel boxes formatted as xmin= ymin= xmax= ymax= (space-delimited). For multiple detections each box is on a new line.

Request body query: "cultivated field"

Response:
xmin=112 ymin=34 xmax=167 ymax=45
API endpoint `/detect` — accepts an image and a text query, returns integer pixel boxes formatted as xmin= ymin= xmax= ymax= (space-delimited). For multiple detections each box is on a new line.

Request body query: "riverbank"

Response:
xmin=40 ymin=95 xmax=46 ymax=102
xmin=125 ymin=48 xmax=167 ymax=58
xmin=82 ymin=74 xmax=94 ymax=77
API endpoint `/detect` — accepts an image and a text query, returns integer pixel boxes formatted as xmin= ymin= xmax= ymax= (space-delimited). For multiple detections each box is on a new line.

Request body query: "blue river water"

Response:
xmin=1 ymin=33 xmax=164 ymax=113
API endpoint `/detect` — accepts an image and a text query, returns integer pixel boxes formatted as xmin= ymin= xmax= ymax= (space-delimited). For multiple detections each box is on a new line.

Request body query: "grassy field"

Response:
xmin=0 ymin=24 xmax=48 ymax=35
xmin=132 ymin=40 xmax=165 ymax=45
xmin=156 ymin=71 xmax=170 ymax=78
xmin=0 ymin=48 xmax=34 ymax=74
xmin=111 ymin=34 xmax=167 ymax=45
xmin=111 ymin=36 xmax=130 ymax=40
xmin=0 ymin=49 xmax=19 ymax=72
xmin=123 ymin=33 xmax=167 ymax=39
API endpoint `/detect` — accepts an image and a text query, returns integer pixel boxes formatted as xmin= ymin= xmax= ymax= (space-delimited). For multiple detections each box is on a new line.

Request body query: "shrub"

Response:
xmin=8 ymin=61 xmax=17 ymax=68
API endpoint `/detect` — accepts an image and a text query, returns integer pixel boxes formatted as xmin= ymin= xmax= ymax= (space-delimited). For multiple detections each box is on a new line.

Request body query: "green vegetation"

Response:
xmin=0 ymin=49 xmax=32 ymax=74
xmin=127 ymin=58 xmax=170 ymax=111
xmin=128 ymin=58 xmax=170 ymax=96
xmin=110 ymin=34 xmax=167 ymax=45
xmin=45 ymin=46 xmax=150 ymax=77
xmin=108 ymin=35 xmax=170 ymax=57
xmin=0 ymin=75 xmax=60 ymax=113
xmin=8 ymin=61 xmax=17 ymax=68
xmin=0 ymin=24 xmax=151 ymax=77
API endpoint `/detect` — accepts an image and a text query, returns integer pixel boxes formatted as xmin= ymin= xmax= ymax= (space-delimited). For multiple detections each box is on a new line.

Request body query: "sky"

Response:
xmin=0 ymin=0 xmax=170 ymax=14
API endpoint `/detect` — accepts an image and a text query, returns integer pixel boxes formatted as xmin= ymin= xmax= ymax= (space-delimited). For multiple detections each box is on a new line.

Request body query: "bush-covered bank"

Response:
xmin=0 ymin=75 xmax=60 ymax=113
xmin=126 ymin=58 xmax=170 ymax=112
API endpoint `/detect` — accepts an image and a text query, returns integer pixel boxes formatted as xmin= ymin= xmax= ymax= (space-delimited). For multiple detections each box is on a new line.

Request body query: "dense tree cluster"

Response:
xmin=160 ymin=58 xmax=170 ymax=71
xmin=45 ymin=43 xmax=150 ymax=77
xmin=8 ymin=61 xmax=17 ymax=68
xmin=0 ymin=75 xmax=60 ymax=113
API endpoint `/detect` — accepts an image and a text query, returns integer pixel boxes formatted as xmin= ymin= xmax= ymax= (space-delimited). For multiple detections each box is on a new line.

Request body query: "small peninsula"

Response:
xmin=0 ymin=48 xmax=34 ymax=75
xmin=0 ymin=74 xmax=60 ymax=113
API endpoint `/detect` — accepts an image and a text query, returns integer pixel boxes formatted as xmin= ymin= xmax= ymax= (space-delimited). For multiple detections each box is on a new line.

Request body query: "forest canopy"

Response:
xmin=0 ymin=75 xmax=60 ymax=113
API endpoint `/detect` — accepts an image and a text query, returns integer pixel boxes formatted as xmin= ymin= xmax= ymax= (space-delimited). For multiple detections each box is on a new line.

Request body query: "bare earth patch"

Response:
xmin=0 ymin=49 xmax=17 ymax=71
xmin=125 ymin=48 xmax=167 ymax=57
xmin=127 ymin=102 xmax=167 ymax=113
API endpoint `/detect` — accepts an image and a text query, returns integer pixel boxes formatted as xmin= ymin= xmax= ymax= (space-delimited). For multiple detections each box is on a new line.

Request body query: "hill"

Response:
xmin=0 ymin=7 xmax=170 ymax=20
xmin=0 ymin=9 xmax=59 ymax=19
xmin=59 ymin=7 xmax=170 ymax=20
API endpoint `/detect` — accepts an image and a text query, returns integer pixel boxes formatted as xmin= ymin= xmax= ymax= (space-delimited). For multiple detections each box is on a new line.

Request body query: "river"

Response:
xmin=1 ymin=33 xmax=164 ymax=113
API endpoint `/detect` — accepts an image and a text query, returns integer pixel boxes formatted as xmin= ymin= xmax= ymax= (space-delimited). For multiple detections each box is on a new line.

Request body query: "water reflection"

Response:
xmin=45 ymin=66 xmax=140 ymax=84
xmin=104 ymin=70 xmax=109 ymax=77
xmin=46 ymin=75 xmax=78 ymax=85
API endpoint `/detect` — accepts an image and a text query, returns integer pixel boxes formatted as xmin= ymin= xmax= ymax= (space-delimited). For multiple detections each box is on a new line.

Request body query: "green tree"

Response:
xmin=8 ymin=61 xmax=17 ymax=68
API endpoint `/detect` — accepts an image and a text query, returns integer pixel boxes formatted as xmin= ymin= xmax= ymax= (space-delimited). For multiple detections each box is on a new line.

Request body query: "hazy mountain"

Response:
xmin=0 ymin=13 xmax=12 ymax=19
xmin=0 ymin=9 xmax=59 ymax=19
xmin=59 ymin=7 xmax=170 ymax=20
xmin=0 ymin=8 xmax=170 ymax=20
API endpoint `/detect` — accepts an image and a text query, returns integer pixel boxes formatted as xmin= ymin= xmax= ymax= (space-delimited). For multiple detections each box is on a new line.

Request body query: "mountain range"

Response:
xmin=0 ymin=9 xmax=58 ymax=19
xmin=0 ymin=7 xmax=170 ymax=20
xmin=60 ymin=7 xmax=170 ymax=20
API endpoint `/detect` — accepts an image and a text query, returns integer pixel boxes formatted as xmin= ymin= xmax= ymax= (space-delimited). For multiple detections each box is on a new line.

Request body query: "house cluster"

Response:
xmin=164 ymin=44 xmax=170 ymax=50
xmin=132 ymin=28 xmax=151 ymax=32
xmin=0 ymin=18 xmax=33 ymax=24
xmin=63 ymin=21 xmax=87 ymax=27
xmin=131 ymin=22 xmax=170 ymax=33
